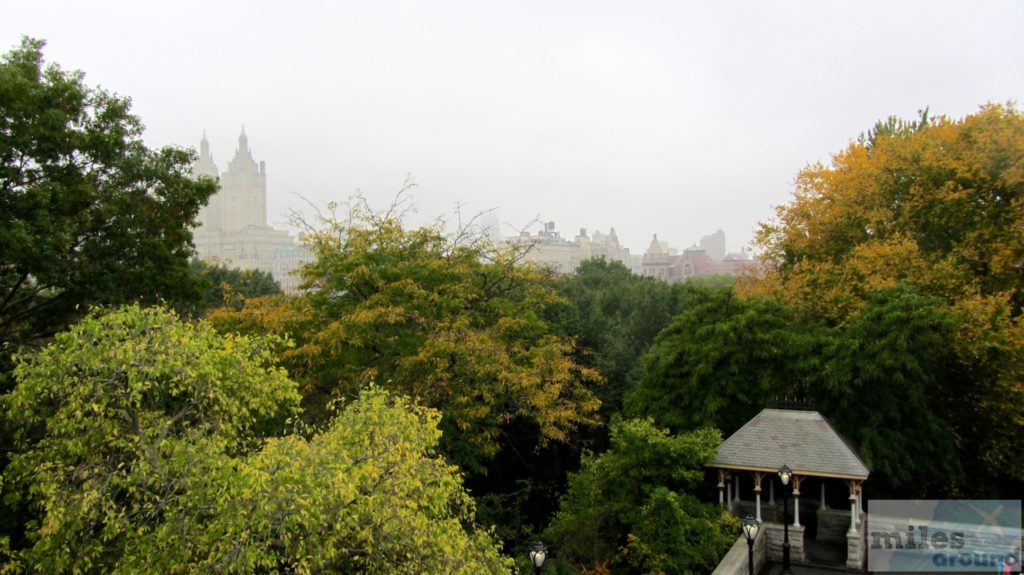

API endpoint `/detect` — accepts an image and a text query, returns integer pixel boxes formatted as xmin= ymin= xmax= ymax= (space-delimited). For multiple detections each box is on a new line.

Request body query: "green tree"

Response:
xmin=551 ymin=259 xmax=689 ymax=418
xmin=544 ymin=418 xmax=733 ymax=574
xmin=2 ymin=305 xmax=512 ymax=573
xmin=627 ymin=285 xmax=969 ymax=496
xmin=0 ymin=38 xmax=216 ymax=366
xmin=209 ymin=196 xmax=601 ymax=474
xmin=624 ymin=487 xmax=737 ymax=575
xmin=627 ymin=287 xmax=827 ymax=436
xmin=189 ymin=260 xmax=281 ymax=313
xmin=819 ymin=286 xmax=964 ymax=495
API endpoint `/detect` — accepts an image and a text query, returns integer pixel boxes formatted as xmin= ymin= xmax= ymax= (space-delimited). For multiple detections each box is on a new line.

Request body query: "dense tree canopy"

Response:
xmin=544 ymin=418 xmax=734 ymax=574
xmin=550 ymin=259 xmax=691 ymax=419
xmin=819 ymin=286 xmax=964 ymax=495
xmin=189 ymin=260 xmax=281 ymax=314
xmin=209 ymin=197 xmax=601 ymax=473
xmin=2 ymin=305 xmax=511 ymax=573
xmin=743 ymin=104 xmax=1024 ymax=490
xmin=627 ymin=287 xmax=826 ymax=436
xmin=626 ymin=284 xmax=983 ymax=496
xmin=2 ymin=305 xmax=298 ymax=572
xmin=749 ymin=104 xmax=1024 ymax=317
xmin=0 ymin=39 xmax=217 ymax=363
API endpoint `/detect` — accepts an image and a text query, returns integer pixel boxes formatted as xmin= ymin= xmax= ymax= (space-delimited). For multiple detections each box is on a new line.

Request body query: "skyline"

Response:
xmin=4 ymin=1 xmax=1023 ymax=254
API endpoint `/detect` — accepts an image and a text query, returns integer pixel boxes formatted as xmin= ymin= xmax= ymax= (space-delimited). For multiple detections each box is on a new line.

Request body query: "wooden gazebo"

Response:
xmin=708 ymin=409 xmax=870 ymax=570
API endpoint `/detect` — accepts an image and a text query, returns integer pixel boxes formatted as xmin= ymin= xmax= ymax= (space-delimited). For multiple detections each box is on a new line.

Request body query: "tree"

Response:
xmin=188 ymin=260 xmax=281 ymax=314
xmin=209 ymin=195 xmax=601 ymax=475
xmin=2 ymin=305 xmax=299 ymax=572
xmin=624 ymin=487 xmax=738 ymax=575
xmin=2 ymin=305 xmax=512 ymax=573
xmin=115 ymin=388 xmax=512 ymax=574
xmin=744 ymin=104 xmax=1024 ymax=491
xmin=550 ymin=259 xmax=690 ymax=419
xmin=627 ymin=285 xmax=971 ymax=496
xmin=819 ymin=286 xmax=964 ymax=495
xmin=0 ymin=38 xmax=216 ymax=366
xmin=543 ymin=418 xmax=734 ymax=574
xmin=626 ymin=287 xmax=828 ymax=436
xmin=746 ymin=104 xmax=1024 ymax=319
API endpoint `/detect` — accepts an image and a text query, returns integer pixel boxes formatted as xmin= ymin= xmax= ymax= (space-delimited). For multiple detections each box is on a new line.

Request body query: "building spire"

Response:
xmin=238 ymin=125 xmax=248 ymax=152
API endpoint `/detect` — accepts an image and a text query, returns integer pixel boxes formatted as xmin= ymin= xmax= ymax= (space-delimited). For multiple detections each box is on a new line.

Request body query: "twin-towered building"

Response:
xmin=191 ymin=130 xmax=308 ymax=291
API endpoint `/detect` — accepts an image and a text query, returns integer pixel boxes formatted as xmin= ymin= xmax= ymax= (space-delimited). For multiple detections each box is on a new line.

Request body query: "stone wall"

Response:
xmin=817 ymin=508 xmax=852 ymax=543
xmin=847 ymin=517 xmax=867 ymax=571
xmin=765 ymin=522 xmax=805 ymax=564
xmin=712 ymin=530 xmax=767 ymax=575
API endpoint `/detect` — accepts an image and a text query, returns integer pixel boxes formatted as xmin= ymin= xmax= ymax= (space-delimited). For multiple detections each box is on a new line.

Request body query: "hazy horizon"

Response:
xmin=5 ymin=1 xmax=1022 ymax=255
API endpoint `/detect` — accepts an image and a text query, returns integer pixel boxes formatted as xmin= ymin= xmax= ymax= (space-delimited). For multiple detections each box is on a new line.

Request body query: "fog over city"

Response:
xmin=5 ymin=0 xmax=1023 ymax=253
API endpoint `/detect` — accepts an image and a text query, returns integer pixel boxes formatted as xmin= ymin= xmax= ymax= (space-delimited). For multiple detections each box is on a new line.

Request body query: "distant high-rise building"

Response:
xmin=700 ymin=229 xmax=727 ymax=261
xmin=478 ymin=211 xmax=502 ymax=244
xmin=191 ymin=130 xmax=309 ymax=291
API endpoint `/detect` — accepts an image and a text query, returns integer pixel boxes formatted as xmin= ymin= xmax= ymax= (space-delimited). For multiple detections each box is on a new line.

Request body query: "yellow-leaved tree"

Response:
xmin=742 ymin=103 xmax=1024 ymax=489
xmin=209 ymin=194 xmax=601 ymax=474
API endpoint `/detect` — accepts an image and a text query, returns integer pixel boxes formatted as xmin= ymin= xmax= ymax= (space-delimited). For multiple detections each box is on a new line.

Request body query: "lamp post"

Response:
xmin=778 ymin=465 xmax=793 ymax=575
xmin=742 ymin=515 xmax=761 ymax=575
xmin=529 ymin=541 xmax=547 ymax=575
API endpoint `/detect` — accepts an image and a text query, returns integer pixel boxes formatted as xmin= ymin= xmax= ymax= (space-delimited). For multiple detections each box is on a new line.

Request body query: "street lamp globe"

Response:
xmin=742 ymin=515 xmax=761 ymax=575
xmin=529 ymin=541 xmax=547 ymax=571
xmin=778 ymin=464 xmax=792 ymax=486
xmin=777 ymin=464 xmax=794 ymax=574
xmin=742 ymin=515 xmax=760 ymax=542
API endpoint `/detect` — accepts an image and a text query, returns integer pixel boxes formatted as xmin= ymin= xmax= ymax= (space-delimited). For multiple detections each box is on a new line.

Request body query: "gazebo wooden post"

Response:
xmin=847 ymin=480 xmax=860 ymax=534
xmin=726 ymin=472 xmax=732 ymax=508
xmin=858 ymin=483 xmax=865 ymax=522
xmin=820 ymin=481 xmax=827 ymax=510
xmin=753 ymin=472 xmax=765 ymax=521
xmin=718 ymin=469 xmax=726 ymax=507
xmin=791 ymin=475 xmax=802 ymax=527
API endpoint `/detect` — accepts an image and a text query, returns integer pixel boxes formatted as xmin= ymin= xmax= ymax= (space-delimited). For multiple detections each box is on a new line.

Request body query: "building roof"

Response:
xmin=723 ymin=250 xmax=751 ymax=261
xmin=645 ymin=234 xmax=665 ymax=255
xmin=710 ymin=409 xmax=869 ymax=480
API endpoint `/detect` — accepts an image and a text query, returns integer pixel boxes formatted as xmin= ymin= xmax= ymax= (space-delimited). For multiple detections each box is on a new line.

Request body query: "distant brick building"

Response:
xmin=641 ymin=236 xmax=759 ymax=282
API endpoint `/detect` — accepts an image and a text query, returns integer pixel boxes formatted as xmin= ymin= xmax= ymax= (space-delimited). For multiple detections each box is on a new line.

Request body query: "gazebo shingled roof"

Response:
xmin=710 ymin=409 xmax=869 ymax=480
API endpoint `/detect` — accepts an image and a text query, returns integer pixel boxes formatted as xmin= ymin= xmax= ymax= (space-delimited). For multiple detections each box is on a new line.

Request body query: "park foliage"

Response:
xmin=2 ymin=36 xmax=1023 ymax=574
xmin=207 ymin=195 xmax=602 ymax=475
xmin=2 ymin=306 xmax=511 ymax=574
xmin=0 ymin=38 xmax=216 ymax=367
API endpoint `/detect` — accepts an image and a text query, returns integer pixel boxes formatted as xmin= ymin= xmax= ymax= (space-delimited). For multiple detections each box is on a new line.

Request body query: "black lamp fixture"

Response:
xmin=778 ymin=464 xmax=793 ymax=574
xmin=742 ymin=514 xmax=761 ymax=575
xmin=529 ymin=541 xmax=547 ymax=575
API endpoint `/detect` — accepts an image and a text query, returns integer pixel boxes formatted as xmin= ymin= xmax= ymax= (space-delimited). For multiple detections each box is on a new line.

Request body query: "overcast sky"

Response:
xmin=5 ymin=1 xmax=1023 ymax=254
